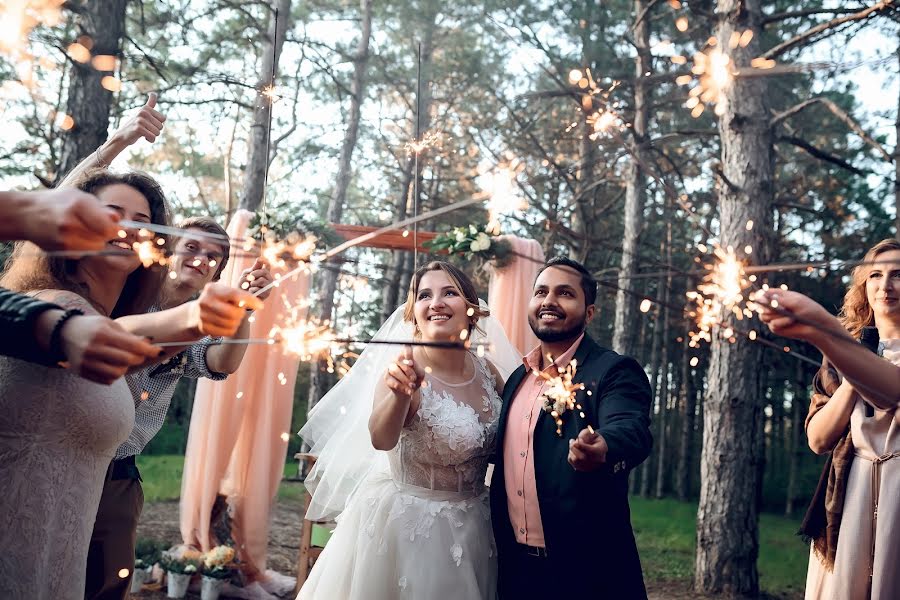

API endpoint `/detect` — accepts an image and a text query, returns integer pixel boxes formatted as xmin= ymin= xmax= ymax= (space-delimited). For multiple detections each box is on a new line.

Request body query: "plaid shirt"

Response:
xmin=115 ymin=308 xmax=227 ymax=459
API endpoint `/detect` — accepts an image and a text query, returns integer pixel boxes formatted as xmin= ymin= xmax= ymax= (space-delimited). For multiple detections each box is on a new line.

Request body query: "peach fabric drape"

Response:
xmin=488 ymin=236 xmax=544 ymax=355
xmin=179 ymin=209 xmax=308 ymax=579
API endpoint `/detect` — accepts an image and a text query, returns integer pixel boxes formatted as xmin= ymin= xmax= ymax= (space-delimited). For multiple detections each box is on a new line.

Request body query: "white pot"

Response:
xmin=166 ymin=572 xmax=191 ymax=598
xmin=201 ymin=575 xmax=227 ymax=600
xmin=130 ymin=567 xmax=149 ymax=593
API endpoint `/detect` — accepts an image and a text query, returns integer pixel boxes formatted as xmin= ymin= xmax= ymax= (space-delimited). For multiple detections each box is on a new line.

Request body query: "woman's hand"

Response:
xmin=111 ymin=93 xmax=166 ymax=146
xmin=756 ymin=289 xmax=843 ymax=343
xmin=384 ymin=346 xmax=425 ymax=401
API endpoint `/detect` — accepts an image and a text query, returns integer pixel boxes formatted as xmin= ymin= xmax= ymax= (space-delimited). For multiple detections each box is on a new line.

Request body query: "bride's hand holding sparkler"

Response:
xmin=385 ymin=346 xmax=426 ymax=401
xmin=568 ymin=427 xmax=608 ymax=472
xmin=370 ymin=346 xmax=427 ymax=451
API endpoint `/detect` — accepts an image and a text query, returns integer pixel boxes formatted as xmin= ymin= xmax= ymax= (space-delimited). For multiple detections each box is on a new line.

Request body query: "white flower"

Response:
xmin=476 ymin=232 xmax=491 ymax=250
xmin=451 ymin=543 xmax=463 ymax=566
xmin=184 ymin=564 xmax=197 ymax=574
xmin=455 ymin=230 xmax=466 ymax=242
xmin=469 ymin=224 xmax=478 ymax=235
xmin=399 ymin=576 xmax=408 ymax=590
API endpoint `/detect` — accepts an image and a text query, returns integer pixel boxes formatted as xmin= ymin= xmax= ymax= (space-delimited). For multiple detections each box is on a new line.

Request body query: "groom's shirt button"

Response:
xmin=517 ymin=490 xmax=523 ymax=496
xmin=520 ymin=451 xmax=526 ymax=457
xmin=519 ymin=528 xmax=525 ymax=534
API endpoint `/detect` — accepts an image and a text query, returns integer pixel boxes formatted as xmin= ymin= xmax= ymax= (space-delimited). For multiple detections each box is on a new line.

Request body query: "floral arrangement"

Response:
xmin=424 ymin=224 xmax=512 ymax=267
xmin=201 ymin=545 xmax=237 ymax=579
xmin=160 ymin=549 xmax=202 ymax=575
xmin=537 ymin=360 xmax=586 ymax=436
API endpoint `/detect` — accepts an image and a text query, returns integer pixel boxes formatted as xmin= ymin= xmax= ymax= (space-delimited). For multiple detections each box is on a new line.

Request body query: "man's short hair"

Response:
xmin=178 ymin=216 xmax=230 ymax=280
xmin=536 ymin=256 xmax=598 ymax=307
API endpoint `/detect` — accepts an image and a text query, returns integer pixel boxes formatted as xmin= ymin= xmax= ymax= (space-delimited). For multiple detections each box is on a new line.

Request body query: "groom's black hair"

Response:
xmin=536 ymin=256 xmax=598 ymax=307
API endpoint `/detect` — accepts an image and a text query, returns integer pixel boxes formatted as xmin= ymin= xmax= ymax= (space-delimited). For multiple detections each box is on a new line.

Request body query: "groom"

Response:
xmin=491 ymin=256 xmax=653 ymax=599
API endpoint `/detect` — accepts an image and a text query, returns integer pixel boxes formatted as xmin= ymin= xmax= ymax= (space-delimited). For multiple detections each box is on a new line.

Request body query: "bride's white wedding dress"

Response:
xmin=298 ymin=352 xmax=502 ymax=600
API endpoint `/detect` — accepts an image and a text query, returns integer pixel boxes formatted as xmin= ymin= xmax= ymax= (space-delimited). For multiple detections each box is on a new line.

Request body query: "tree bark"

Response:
xmin=613 ymin=0 xmax=652 ymax=356
xmin=54 ymin=0 xmax=128 ymax=184
xmin=654 ymin=217 xmax=673 ymax=499
xmin=238 ymin=0 xmax=292 ymax=212
xmin=675 ymin=338 xmax=696 ymax=500
xmin=307 ymin=0 xmax=375 ymax=415
xmin=694 ymin=1 xmax=774 ymax=596
xmin=785 ymin=361 xmax=805 ymax=516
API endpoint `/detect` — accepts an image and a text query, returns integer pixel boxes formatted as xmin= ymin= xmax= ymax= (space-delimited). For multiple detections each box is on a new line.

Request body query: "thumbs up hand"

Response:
xmin=384 ymin=346 xmax=426 ymax=401
xmin=112 ymin=92 xmax=167 ymax=146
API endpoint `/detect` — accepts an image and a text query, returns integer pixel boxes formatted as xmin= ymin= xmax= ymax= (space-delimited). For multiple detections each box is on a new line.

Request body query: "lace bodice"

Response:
xmin=388 ymin=353 xmax=502 ymax=496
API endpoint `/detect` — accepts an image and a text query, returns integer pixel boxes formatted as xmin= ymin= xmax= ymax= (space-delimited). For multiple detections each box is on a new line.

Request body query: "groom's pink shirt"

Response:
xmin=503 ymin=334 xmax=583 ymax=548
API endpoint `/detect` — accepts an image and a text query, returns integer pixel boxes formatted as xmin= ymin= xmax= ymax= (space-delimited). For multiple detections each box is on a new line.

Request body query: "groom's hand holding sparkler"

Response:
xmin=568 ymin=426 xmax=608 ymax=472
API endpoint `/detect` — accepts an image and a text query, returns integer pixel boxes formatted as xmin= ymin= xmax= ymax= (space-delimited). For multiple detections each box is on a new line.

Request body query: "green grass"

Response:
xmin=630 ymin=496 xmax=807 ymax=597
xmin=136 ymin=454 xmax=306 ymax=503
xmin=136 ymin=456 xmax=806 ymax=596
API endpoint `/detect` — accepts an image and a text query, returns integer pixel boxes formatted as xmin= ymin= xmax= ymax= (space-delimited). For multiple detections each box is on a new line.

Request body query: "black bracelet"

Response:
xmin=49 ymin=308 xmax=84 ymax=364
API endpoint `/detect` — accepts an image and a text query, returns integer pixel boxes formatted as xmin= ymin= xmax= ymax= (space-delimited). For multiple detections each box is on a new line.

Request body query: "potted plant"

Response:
xmin=160 ymin=550 xmax=200 ymax=599
xmin=200 ymin=545 xmax=236 ymax=600
xmin=132 ymin=538 xmax=166 ymax=593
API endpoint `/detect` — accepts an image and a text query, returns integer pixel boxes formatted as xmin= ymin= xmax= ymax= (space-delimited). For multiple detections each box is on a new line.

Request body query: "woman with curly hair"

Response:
xmin=789 ymin=239 xmax=900 ymax=600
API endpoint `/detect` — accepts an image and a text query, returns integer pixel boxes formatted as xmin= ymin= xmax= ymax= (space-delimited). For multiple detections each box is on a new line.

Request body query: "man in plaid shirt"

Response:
xmin=86 ymin=216 xmax=273 ymax=600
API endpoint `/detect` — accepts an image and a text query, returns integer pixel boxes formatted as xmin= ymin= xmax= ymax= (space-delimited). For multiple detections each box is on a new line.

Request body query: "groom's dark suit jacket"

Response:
xmin=490 ymin=333 xmax=653 ymax=599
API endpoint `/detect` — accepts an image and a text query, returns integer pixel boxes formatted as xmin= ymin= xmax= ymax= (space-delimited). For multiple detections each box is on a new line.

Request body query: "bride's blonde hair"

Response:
xmin=402 ymin=261 xmax=489 ymax=337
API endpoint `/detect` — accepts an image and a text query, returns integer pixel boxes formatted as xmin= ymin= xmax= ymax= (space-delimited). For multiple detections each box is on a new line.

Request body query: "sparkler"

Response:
xmin=535 ymin=360 xmax=587 ymax=436
xmin=685 ymin=244 xmax=756 ymax=348
xmin=566 ymin=68 xmax=623 ymax=137
xmin=480 ymin=159 xmax=527 ymax=233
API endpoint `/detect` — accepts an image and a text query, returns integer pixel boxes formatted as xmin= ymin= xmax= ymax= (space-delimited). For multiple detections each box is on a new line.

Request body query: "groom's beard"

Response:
xmin=528 ymin=313 xmax=587 ymax=343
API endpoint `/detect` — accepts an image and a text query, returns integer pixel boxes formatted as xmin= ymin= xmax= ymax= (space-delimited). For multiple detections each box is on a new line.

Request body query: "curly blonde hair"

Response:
xmin=838 ymin=238 xmax=900 ymax=339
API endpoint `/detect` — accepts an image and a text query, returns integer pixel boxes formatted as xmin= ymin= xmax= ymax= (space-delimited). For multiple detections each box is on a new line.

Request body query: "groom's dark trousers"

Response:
xmin=85 ymin=457 xmax=143 ymax=600
xmin=491 ymin=334 xmax=652 ymax=599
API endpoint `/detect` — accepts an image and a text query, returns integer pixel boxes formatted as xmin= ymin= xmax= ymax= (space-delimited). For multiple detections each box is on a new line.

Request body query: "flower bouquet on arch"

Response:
xmin=424 ymin=223 xmax=513 ymax=268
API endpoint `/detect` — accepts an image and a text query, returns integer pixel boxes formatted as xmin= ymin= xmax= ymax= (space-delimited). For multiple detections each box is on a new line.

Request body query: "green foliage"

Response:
xmin=424 ymin=223 xmax=513 ymax=266
xmin=630 ymin=496 xmax=807 ymax=596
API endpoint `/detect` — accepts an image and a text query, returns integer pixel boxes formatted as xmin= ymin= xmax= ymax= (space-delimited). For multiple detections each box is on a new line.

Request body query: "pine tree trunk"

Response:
xmin=694 ymin=1 xmax=774 ymax=595
xmin=654 ymin=218 xmax=673 ymax=499
xmin=239 ymin=0 xmax=292 ymax=212
xmin=54 ymin=0 xmax=128 ymax=183
xmin=613 ymin=0 xmax=652 ymax=356
xmin=307 ymin=0 xmax=374 ymax=415
xmin=785 ymin=361 xmax=805 ymax=516
xmin=676 ymin=339 xmax=695 ymax=500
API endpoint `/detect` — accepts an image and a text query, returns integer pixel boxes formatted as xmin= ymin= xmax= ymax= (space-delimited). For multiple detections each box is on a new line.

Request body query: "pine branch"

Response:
xmin=762 ymin=2 xmax=897 ymax=59
xmin=771 ymin=97 xmax=893 ymax=161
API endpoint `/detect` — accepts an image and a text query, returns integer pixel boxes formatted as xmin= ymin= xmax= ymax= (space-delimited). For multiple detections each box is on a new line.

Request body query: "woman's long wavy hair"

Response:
xmin=402 ymin=261 xmax=489 ymax=337
xmin=0 ymin=169 xmax=171 ymax=317
xmin=838 ymin=238 xmax=900 ymax=339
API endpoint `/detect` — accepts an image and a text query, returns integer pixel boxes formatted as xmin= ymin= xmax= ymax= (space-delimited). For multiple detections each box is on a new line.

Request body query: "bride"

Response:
xmin=297 ymin=261 xmax=519 ymax=599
